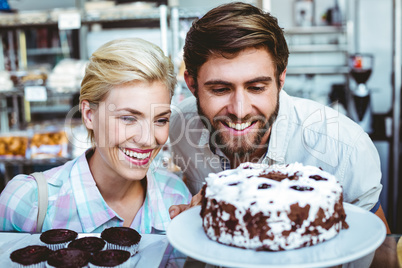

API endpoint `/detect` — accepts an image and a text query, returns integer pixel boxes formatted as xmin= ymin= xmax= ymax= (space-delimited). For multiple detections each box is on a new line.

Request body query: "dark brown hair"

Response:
xmin=183 ymin=2 xmax=289 ymax=88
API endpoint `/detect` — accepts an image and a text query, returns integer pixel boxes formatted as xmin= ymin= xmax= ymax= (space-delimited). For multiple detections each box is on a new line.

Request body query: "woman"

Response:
xmin=0 ymin=38 xmax=191 ymax=234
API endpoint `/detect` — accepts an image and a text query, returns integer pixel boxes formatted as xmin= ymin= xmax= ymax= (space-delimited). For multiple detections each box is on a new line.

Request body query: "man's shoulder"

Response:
xmin=170 ymin=96 xmax=206 ymax=144
xmin=171 ymin=96 xmax=197 ymax=119
xmin=285 ymin=93 xmax=364 ymax=137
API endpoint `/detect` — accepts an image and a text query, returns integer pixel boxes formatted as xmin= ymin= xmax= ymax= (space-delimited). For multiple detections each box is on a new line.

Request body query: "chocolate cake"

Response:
xmin=68 ymin=236 xmax=106 ymax=253
xmin=40 ymin=229 xmax=78 ymax=250
xmin=10 ymin=245 xmax=51 ymax=266
xmin=101 ymin=227 xmax=141 ymax=256
xmin=200 ymin=162 xmax=349 ymax=251
xmin=47 ymin=248 xmax=91 ymax=267
xmin=90 ymin=249 xmax=131 ymax=267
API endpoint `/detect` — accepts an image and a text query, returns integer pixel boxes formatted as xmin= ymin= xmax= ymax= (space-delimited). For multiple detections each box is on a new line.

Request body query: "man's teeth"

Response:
xmin=227 ymin=121 xmax=252 ymax=130
xmin=121 ymin=148 xmax=151 ymax=160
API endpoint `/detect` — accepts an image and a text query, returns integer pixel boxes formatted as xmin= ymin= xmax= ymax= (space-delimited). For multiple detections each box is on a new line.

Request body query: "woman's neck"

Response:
xmin=87 ymin=149 xmax=146 ymax=226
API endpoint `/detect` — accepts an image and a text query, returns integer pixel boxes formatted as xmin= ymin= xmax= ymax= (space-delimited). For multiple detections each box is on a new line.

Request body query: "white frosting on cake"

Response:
xmin=201 ymin=162 xmax=347 ymax=251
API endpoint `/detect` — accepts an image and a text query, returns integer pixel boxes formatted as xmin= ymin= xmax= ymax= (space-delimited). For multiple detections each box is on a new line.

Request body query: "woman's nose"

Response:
xmin=133 ymin=121 xmax=156 ymax=147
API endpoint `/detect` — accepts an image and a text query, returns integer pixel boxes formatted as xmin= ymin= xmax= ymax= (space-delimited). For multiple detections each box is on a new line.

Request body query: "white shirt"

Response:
xmin=169 ymin=90 xmax=382 ymax=211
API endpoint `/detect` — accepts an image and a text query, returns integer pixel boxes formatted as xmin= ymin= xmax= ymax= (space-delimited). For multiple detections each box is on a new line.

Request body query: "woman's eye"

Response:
xmin=155 ymin=118 xmax=169 ymax=126
xmin=120 ymin=116 xmax=137 ymax=124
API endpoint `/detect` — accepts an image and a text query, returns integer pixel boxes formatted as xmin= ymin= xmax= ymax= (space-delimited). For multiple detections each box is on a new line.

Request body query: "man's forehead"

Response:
xmin=198 ymin=48 xmax=276 ymax=82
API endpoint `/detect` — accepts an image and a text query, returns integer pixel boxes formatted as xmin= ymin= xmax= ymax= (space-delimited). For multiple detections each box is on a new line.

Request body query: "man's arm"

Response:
xmin=169 ymin=190 xmax=202 ymax=219
xmin=374 ymin=204 xmax=391 ymax=234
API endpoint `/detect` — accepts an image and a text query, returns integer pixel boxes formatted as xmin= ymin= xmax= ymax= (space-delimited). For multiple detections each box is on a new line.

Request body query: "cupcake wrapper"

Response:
xmin=67 ymin=240 xmax=106 ymax=253
xmin=44 ymin=242 xmax=69 ymax=251
xmin=45 ymin=264 xmax=89 ymax=268
xmin=105 ymin=242 xmax=139 ymax=256
xmin=88 ymin=258 xmax=131 ymax=268
xmin=12 ymin=261 xmax=46 ymax=268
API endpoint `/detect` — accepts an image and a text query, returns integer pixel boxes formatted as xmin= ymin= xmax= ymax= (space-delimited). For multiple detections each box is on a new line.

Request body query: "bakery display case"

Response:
xmin=0 ymin=1 xmax=176 ymax=186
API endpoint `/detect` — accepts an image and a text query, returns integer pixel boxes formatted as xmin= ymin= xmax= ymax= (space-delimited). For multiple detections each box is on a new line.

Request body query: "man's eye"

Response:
xmin=155 ymin=118 xmax=169 ymax=126
xmin=212 ymin=88 xmax=230 ymax=94
xmin=249 ymin=86 xmax=266 ymax=92
xmin=120 ymin=116 xmax=137 ymax=124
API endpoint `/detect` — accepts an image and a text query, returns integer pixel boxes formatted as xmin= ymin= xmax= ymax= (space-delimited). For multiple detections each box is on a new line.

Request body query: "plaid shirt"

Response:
xmin=0 ymin=150 xmax=192 ymax=234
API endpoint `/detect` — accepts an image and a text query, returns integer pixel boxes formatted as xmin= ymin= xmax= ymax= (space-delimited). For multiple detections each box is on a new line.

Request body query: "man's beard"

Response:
xmin=196 ymin=95 xmax=279 ymax=160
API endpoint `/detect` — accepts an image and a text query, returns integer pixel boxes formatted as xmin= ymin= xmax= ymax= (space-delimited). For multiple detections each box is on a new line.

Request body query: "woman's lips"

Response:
xmin=120 ymin=147 xmax=152 ymax=165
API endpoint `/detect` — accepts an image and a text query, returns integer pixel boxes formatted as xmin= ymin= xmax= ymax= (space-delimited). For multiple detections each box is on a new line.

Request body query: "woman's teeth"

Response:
xmin=121 ymin=148 xmax=151 ymax=160
xmin=227 ymin=121 xmax=252 ymax=131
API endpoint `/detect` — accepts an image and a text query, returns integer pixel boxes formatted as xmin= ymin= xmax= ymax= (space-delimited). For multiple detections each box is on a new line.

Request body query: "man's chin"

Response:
xmin=215 ymin=140 xmax=256 ymax=157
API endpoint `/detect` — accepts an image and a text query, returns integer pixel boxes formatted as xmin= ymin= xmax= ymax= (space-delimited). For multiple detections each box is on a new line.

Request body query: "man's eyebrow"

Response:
xmin=245 ymin=76 xmax=273 ymax=84
xmin=204 ymin=80 xmax=233 ymax=86
xmin=203 ymin=76 xmax=273 ymax=86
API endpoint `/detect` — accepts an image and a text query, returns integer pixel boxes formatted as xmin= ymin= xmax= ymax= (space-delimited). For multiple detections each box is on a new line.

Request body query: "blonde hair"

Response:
xmin=79 ymin=37 xmax=176 ymax=144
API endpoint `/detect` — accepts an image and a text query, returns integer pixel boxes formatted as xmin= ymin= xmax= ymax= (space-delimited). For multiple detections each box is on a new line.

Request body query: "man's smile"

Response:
xmin=226 ymin=121 xmax=253 ymax=131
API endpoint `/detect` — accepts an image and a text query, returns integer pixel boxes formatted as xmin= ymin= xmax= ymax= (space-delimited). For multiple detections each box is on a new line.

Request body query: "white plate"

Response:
xmin=0 ymin=233 xmax=169 ymax=267
xmin=167 ymin=203 xmax=386 ymax=268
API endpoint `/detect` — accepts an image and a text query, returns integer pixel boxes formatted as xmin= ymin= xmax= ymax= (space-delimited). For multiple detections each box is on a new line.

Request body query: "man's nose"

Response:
xmin=227 ymin=89 xmax=252 ymax=119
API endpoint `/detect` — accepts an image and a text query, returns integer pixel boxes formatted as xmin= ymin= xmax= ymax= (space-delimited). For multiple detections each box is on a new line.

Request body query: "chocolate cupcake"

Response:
xmin=100 ymin=227 xmax=141 ymax=256
xmin=10 ymin=245 xmax=51 ymax=267
xmin=68 ymin=237 xmax=106 ymax=253
xmin=40 ymin=229 xmax=78 ymax=250
xmin=47 ymin=248 xmax=91 ymax=267
xmin=89 ymin=250 xmax=131 ymax=268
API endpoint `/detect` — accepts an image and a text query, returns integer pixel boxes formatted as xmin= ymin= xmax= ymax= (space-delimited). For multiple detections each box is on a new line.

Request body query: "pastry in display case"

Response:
xmin=30 ymin=129 xmax=69 ymax=159
xmin=0 ymin=132 xmax=29 ymax=158
xmin=0 ymin=71 xmax=14 ymax=91
xmin=47 ymin=59 xmax=87 ymax=93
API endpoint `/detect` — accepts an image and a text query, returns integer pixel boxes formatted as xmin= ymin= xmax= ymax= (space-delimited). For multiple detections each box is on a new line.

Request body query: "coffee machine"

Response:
xmin=347 ymin=53 xmax=374 ymax=134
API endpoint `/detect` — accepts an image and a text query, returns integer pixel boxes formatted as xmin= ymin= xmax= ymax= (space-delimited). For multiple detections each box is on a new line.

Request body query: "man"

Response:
xmin=168 ymin=2 xmax=389 ymax=232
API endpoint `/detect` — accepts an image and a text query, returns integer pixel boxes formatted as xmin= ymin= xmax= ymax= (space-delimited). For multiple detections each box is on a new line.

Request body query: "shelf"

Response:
xmin=83 ymin=9 xmax=161 ymax=24
xmin=0 ymin=157 xmax=71 ymax=166
xmin=177 ymin=8 xmax=207 ymax=19
xmin=0 ymin=89 xmax=23 ymax=97
xmin=27 ymin=48 xmax=64 ymax=56
xmin=284 ymin=25 xmax=349 ymax=76
xmin=30 ymin=105 xmax=71 ymax=114
xmin=0 ymin=87 xmax=78 ymax=97
xmin=285 ymin=26 xmax=346 ymax=35
xmin=287 ymin=66 xmax=349 ymax=75
xmin=289 ymin=44 xmax=348 ymax=53
xmin=0 ymin=7 xmax=165 ymax=28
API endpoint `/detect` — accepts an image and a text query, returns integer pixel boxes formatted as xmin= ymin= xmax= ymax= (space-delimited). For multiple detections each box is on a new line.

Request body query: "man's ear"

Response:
xmin=184 ymin=70 xmax=197 ymax=95
xmin=81 ymin=100 xmax=94 ymax=130
xmin=279 ymin=68 xmax=287 ymax=91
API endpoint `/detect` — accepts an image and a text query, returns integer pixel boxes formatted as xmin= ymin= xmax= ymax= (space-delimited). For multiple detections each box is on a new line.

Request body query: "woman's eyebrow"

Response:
xmin=114 ymin=108 xmax=171 ymax=117
xmin=114 ymin=108 xmax=143 ymax=115
xmin=155 ymin=110 xmax=172 ymax=117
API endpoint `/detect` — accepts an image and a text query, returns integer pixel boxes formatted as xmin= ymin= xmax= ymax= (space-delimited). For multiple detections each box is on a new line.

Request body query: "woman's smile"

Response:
xmin=119 ymin=147 xmax=153 ymax=166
